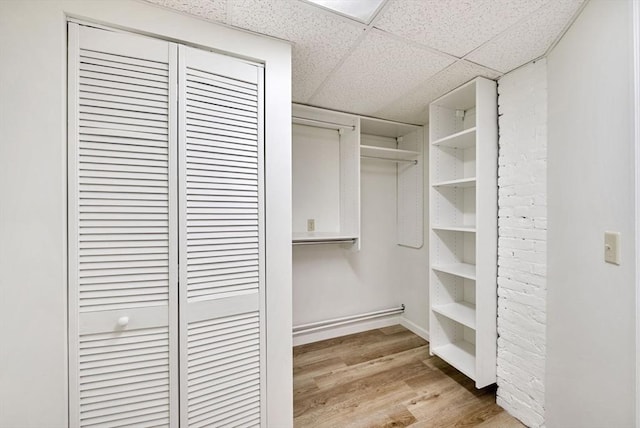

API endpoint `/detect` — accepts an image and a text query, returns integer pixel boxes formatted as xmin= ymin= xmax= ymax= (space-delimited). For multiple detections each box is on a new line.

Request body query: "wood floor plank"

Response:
xmin=379 ymin=324 xmax=409 ymax=335
xmin=295 ymin=359 xmax=428 ymax=418
xmin=313 ymin=345 xmax=429 ymax=389
xmin=293 ymin=326 xmax=524 ymax=428
xmin=475 ymin=409 xmax=526 ymax=427
xmin=341 ymin=330 xmax=428 ymax=366
xmin=295 ymin=380 xmax=417 ymax=427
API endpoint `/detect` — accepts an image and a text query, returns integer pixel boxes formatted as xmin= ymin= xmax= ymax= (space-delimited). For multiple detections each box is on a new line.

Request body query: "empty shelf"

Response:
xmin=432 ymin=341 xmax=476 ymax=380
xmin=432 ymin=177 xmax=476 ymax=188
xmin=432 ymin=262 xmax=476 ymax=280
xmin=432 ymin=302 xmax=476 ymax=329
xmin=360 ymin=145 xmax=419 ymax=160
xmin=432 ymin=225 xmax=476 ymax=233
xmin=292 ymin=232 xmax=357 ymax=244
xmin=431 ymin=127 xmax=476 ymax=149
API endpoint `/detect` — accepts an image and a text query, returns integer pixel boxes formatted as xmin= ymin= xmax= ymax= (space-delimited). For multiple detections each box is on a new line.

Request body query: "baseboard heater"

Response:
xmin=292 ymin=304 xmax=405 ymax=336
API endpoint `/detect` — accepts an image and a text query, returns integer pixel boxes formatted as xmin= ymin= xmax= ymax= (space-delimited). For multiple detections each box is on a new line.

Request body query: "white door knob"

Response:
xmin=117 ymin=316 xmax=130 ymax=327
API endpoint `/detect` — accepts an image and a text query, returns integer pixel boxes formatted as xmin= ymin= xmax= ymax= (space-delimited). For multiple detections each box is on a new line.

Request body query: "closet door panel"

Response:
xmin=68 ymin=23 xmax=178 ymax=427
xmin=179 ymin=45 xmax=264 ymax=428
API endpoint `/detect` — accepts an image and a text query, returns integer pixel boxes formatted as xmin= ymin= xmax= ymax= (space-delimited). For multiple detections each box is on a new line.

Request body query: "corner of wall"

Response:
xmin=496 ymin=58 xmax=548 ymax=428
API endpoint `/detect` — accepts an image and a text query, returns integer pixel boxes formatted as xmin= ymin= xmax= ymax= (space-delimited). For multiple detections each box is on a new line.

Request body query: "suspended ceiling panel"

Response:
xmin=227 ymin=0 xmax=366 ymax=102
xmin=466 ymin=0 xmax=587 ymax=73
xmin=374 ymin=0 xmax=548 ymax=57
xmin=146 ymin=0 xmax=227 ymax=22
xmin=374 ymin=60 xmax=501 ymax=124
xmin=308 ymin=29 xmax=455 ymax=116
xmin=144 ymin=0 xmax=586 ymax=124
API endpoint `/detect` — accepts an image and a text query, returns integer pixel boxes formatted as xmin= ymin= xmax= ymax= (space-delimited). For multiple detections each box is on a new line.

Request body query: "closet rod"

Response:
xmin=292 ymin=116 xmax=356 ymax=131
xmin=361 ymin=155 xmax=418 ymax=165
xmin=292 ymin=238 xmax=356 ymax=246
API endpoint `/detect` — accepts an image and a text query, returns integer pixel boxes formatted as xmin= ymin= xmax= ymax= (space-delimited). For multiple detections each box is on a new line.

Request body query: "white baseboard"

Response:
xmin=400 ymin=317 xmax=430 ymax=342
xmin=292 ymin=315 xmax=401 ymax=346
xmin=292 ymin=315 xmax=430 ymax=346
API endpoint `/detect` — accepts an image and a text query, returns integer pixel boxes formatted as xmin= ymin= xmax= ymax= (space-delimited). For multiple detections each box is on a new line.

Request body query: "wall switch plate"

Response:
xmin=307 ymin=219 xmax=315 ymax=232
xmin=604 ymin=231 xmax=620 ymax=265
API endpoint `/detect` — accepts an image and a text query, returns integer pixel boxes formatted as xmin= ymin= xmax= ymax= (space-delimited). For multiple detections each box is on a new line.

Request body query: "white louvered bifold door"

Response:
xmin=178 ymin=46 xmax=265 ymax=427
xmin=68 ymin=23 xmax=178 ymax=427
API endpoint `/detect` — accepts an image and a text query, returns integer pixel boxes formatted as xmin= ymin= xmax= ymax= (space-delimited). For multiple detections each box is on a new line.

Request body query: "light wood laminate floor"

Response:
xmin=293 ymin=325 xmax=525 ymax=428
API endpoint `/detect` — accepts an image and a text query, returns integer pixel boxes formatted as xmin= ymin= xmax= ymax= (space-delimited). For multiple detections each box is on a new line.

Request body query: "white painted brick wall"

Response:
xmin=496 ymin=59 xmax=547 ymax=428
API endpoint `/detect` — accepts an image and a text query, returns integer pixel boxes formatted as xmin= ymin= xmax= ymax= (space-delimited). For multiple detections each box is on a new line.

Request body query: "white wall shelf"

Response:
xmin=431 ymin=127 xmax=477 ymax=149
xmin=432 ymin=262 xmax=476 ymax=280
xmin=292 ymin=232 xmax=358 ymax=240
xmin=429 ymin=77 xmax=497 ymax=389
xmin=432 ymin=341 xmax=476 ymax=380
xmin=360 ymin=144 xmax=420 ymax=160
xmin=432 ymin=177 xmax=477 ymax=188
xmin=431 ymin=225 xmax=476 ymax=233
xmin=432 ymin=301 xmax=476 ymax=329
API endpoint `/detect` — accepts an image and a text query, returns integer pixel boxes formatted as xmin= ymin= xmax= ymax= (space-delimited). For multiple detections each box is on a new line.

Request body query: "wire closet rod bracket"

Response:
xmin=361 ymin=155 xmax=418 ymax=165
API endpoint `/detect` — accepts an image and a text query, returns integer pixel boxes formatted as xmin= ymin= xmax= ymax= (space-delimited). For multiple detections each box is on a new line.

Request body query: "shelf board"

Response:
xmin=432 ymin=341 xmax=476 ymax=380
xmin=431 ymin=127 xmax=476 ymax=149
xmin=292 ymin=232 xmax=358 ymax=243
xmin=432 ymin=177 xmax=476 ymax=188
xmin=360 ymin=145 xmax=419 ymax=160
xmin=432 ymin=302 xmax=476 ymax=329
xmin=432 ymin=262 xmax=476 ymax=280
xmin=360 ymin=117 xmax=420 ymax=139
xmin=430 ymin=79 xmax=477 ymax=110
xmin=432 ymin=225 xmax=476 ymax=233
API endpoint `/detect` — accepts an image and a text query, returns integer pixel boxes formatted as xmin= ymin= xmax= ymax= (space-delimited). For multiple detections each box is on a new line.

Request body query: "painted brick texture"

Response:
xmin=496 ymin=59 xmax=547 ymax=428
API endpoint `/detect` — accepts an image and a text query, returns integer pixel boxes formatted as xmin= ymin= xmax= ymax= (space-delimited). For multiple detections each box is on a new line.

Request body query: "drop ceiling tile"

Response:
xmin=228 ymin=0 xmax=366 ymax=102
xmin=308 ymin=29 xmax=455 ymax=117
xmin=466 ymin=0 xmax=585 ymax=73
xmin=374 ymin=0 xmax=547 ymax=57
xmin=373 ymin=60 xmax=501 ymax=124
xmin=144 ymin=0 xmax=227 ymax=22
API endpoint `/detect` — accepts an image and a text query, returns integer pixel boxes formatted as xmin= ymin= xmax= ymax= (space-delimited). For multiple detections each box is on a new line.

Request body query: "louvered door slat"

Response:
xmin=81 ymin=49 xmax=170 ymax=70
xmin=186 ymin=103 xmax=258 ymax=123
xmin=179 ymin=45 xmax=265 ymax=427
xmin=187 ymin=109 xmax=257 ymax=127
xmin=69 ymin=23 xmax=178 ymax=427
xmin=187 ymin=68 xmax=256 ymax=92
xmin=187 ymin=76 xmax=258 ymax=98
xmin=81 ymin=62 xmax=169 ymax=82
xmin=81 ymin=91 xmax=169 ymax=110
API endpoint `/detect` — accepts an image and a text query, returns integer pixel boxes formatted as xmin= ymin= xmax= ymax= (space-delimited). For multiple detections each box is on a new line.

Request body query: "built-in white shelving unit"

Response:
xmin=360 ymin=117 xmax=424 ymax=249
xmin=428 ymin=77 xmax=497 ymax=388
xmin=291 ymin=106 xmax=424 ymax=250
xmin=292 ymin=105 xmax=360 ymax=247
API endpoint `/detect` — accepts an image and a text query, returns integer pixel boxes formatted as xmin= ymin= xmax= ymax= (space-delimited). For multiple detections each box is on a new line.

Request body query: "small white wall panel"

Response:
xmin=339 ymin=123 xmax=362 ymax=242
xmin=292 ymin=125 xmax=341 ymax=234
xmin=178 ymin=45 xmax=264 ymax=427
xmin=397 ymin=128 xmax=424 ymax=248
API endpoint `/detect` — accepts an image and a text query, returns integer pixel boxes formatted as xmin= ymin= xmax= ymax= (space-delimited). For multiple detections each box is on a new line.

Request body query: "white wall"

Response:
xmin=0 ymin=1 xmax=292 ymax=426
xmin=292 ymin=132 xmax=429 ymax=342
xmin=546 ymin=0 xmax=636 ymax=426
xmin=496 ymin=59 xmax=548 ymax=427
